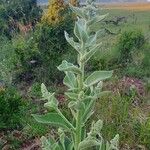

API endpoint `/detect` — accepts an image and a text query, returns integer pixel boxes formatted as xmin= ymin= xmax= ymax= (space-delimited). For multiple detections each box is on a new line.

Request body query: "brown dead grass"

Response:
xmin=104 ymin=2 xmax=150 ymax=11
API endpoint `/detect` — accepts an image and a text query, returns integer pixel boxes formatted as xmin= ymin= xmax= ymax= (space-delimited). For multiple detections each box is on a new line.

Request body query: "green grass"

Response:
xmin=103 ymin=9 xmax=150 ymax=33
xmin=91 ymin=9 xmax=150 ymax=72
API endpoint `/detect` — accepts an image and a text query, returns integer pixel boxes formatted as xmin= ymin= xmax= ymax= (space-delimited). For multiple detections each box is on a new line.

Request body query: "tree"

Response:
xmin=0 ymin=0 xmax=42 ymax=38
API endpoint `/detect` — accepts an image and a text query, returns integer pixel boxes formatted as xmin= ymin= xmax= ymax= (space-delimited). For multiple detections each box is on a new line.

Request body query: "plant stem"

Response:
xmin=78 ymin=59 xmax=84 ymax=90
xmin=56 ymin=108 xmax=75 ymax=131
xmin=75 ymin=110 xmax=82 ymax=150
xmin=75 ymin=60 xmax=85 ymax=150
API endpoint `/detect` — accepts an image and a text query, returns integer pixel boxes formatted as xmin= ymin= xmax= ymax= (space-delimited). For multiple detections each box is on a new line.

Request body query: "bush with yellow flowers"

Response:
xmin=41 ymin=0 xmax=78 ymax=25
xmin=41 ymin=0 xmax=67 ymax=25
xmin=69 ymin=0 xmax=79 ymax=6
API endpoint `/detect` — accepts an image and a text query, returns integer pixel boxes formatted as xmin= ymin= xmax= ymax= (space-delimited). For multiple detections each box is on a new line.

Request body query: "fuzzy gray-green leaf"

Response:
xmin=41 ymin=83 xmax=52 ymax=100
xmin=81 ymin=43 xmax=102 ymax=63
xmin=82 ymin=98 xmax=95 ymax=123
xmin=32 ymin=113 xmax=73 ymax=130
xmin=85 ymin=71 xmax=113 ymax=87
xmin=64 ymin=31 xmax=80 ymax=53
xmin=44 ymin=93 xmax=58 ymax=110
xmin=58 ymin=60 xmax=81 ymax=75
xmin=65 ymin=92 xmax=78 ymax=101
xmin=109 ymin=134 xmax=119 ymax=150
xmin=74 ymin=19 xmax=88 ymax=43
xmin=87 ymin=14 xmax=108 ymax=27
xmin=63 ymin=72 xmax=77 ymax=90
xmin=69 ymin=4 xmax=87 ymax=19
xmin=86 ymin=34 xmax=97 ymax=47
xmin=79 ymin=138 xmax=100 ymax=150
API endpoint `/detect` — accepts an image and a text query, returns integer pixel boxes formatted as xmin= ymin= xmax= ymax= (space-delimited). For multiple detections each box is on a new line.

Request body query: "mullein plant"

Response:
xmin=32 ymin=0 xmax=119 ymax=149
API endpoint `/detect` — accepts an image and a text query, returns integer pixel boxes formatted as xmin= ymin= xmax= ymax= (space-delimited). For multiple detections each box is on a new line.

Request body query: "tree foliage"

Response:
xmin=0 ymin=0 xmax=42 ymax=38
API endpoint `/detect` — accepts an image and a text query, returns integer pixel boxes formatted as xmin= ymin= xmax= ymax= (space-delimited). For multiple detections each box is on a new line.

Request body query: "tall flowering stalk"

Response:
xmin=33 ymin=0 xmax=119 ymax=149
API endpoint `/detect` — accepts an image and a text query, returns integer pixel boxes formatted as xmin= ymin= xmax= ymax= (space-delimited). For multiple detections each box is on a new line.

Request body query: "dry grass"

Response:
xmin=103 ymin=2 xmax=150 ymax=11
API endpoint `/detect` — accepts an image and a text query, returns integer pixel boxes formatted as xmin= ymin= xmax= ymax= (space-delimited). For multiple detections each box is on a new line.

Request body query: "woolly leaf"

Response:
xmin=74 ymin=21 xmax=81 ymax=41
xmin=63 ymin=72 xmax=77 ymax=90
xmin=64 ymin=31 xmax=80 ymax=53
xmin=74 ymin=19 xmax=88 ymax=43
xmin=41 ymin=83 xmax=52 ymax=100
xmin=86 ymin=34 xmax=97 ymax=47
xmin=65 ymin=92 xmax=78 ymax=101
xmin=69 ymin=4 xmax=87 ymax=19
xmin=79 ymin=138 xmax=100 ymax=150
xmin=68 ymin=101 xmax=77 ymax=119
xmin=44 ymin=93 xmax=58 ymax=110
xmin=109 ymin=134 xmax=119 ymax=150
xmin=32 ymin=113 xmax=73 ymax=130
xmin=58 ymin=60 xmax=81 ymax=75
xmin=83 ymin=109 xmax=94 ymax=124
xmin=91 ymin=120 xmax=103 ymax=135
xmin=82 ymin=98 xmax=95 ymax=124
xmin=63 ymin=136 xmax=74 ymax=150
xmin=85 ymin=71 xmax=113 ymax=87
xmin=79 ymin=120 xmax=104 ymax=149
xmin=58 ymin=129 xmax=65 ymax=150
xmin=68 ymin=101 xmax=85 ymax=112
xmin=87 ymin=14 xmax=108 ymax=27
xmin=81 ymin=43 xmax=102 ymax=63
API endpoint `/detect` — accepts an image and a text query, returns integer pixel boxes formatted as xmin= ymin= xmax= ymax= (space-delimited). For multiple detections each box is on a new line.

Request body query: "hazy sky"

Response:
xmin=37 ymin=0 xmax=150 ymax=2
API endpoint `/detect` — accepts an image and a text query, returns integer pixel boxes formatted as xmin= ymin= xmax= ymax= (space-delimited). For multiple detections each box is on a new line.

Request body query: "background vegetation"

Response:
xmin=0 ymin=0 xmax=150 ymax=149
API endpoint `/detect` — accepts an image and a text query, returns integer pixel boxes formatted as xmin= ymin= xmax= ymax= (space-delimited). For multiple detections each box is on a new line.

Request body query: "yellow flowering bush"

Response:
xmin=69 ymin=0 xmax=79 ymax=6
xmin=41 ymin=0 xmax=66 ymax=25
xmin=41 ymin=0 xmax=78 ymax=25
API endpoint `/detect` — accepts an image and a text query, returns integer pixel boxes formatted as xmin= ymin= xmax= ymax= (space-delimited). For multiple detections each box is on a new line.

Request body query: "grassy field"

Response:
xmin=98 ymin=3 xmax=150 ymax=46
xmin=92 ymin=6 xmax=150 ymax=66
xmin=103 ymin=2 xmax=150 ymax=11
xmin=105 ymin=10 xmax=150 ymax=34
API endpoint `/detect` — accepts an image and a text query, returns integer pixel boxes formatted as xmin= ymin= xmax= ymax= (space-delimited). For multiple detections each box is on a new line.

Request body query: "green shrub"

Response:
xmin=13 ymin=8 xmax=75 ymax=84
xmin=32 ymin=11 xmax=75 ymax=84
xmin=0 ymin=36 xmax=16 ymax=85
xmin=13 ymin=35 xmax=39 ymax=73
xmin=0 ymin=87 xmax=25 ymax=130
xmin=117 ymin=29 xmax=145 ymax=65
xmin=0 ymin=0 xmax=42 ymax=38
xmin=123 ymin=43 xmax=150 ymax=78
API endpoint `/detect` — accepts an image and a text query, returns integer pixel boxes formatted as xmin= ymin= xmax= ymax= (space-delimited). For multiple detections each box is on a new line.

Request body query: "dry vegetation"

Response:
xmin=103 ymin=2 xmax=150 ymax=11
